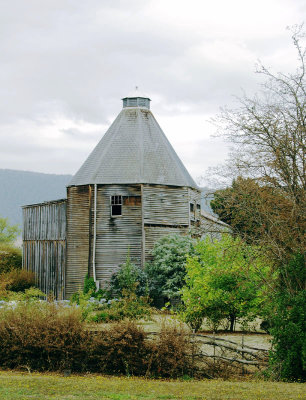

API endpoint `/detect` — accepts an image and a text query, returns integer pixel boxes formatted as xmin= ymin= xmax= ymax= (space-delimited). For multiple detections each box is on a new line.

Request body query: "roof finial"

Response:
xmin=122 ymin=87 xmax=151 ymax=109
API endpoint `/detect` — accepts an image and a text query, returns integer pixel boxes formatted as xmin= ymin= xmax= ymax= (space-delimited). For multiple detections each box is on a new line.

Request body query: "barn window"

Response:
xmin=190 ymin=203 xmax=194 ymax=213
xmin=197 ymin=204 xmax=201 ymax=211
xmin=111 ymin=195 xmax=122 ymax=216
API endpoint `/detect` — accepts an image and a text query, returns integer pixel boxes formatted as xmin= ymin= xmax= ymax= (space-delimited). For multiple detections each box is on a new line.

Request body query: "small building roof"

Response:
xmin=69 ymin=95 xmax=198 ymax=189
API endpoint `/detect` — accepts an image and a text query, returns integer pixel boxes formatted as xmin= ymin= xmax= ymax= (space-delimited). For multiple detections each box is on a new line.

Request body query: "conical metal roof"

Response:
xmin=69 ymin=100 xmax=198 ymax=189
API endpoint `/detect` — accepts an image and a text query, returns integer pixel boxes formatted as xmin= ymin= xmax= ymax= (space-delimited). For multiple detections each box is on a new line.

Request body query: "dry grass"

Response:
xmin=0 ymin=371 xmax=305 ymax=400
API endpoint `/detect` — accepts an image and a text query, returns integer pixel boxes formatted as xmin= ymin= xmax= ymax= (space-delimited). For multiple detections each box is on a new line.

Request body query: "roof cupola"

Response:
xmin=122 ymin=86 xmax=151 ymax=109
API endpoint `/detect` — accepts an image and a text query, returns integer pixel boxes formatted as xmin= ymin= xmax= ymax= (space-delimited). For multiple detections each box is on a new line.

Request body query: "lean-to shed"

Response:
xmin=23 ymin=91 xmax=202 ymax=299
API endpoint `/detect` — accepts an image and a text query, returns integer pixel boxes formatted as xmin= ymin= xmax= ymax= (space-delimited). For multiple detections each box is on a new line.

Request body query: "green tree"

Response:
xmin=181 ymin=235 xmax=270 ymax=332
xmin=146 ymin=234 xmax=195 ymax=304
xmin=0 ymin=217 xmax=20 ymax=243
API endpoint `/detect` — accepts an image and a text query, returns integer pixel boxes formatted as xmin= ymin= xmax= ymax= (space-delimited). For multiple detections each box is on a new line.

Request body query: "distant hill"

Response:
xmin=0 ymin=169 xmax=72 ymax=229
xmin=0 ymin=169 xmax=214 ymax=233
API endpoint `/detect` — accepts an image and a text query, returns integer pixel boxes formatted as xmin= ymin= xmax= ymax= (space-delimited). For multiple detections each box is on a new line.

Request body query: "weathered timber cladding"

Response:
xmin=89 ymin=185 xmax=142 ymax=285
xmin=22 ymin=200 xmax=66 ymax=299
xmin=66 ymin=185 xmax=91 ymax=298
xmin=188 ymin=187 xmax=202 ymax=229
xmin=143 ymin=185 xmax=190 ymax=226
xmin=142 ymin=185 xmax=200 ymax=260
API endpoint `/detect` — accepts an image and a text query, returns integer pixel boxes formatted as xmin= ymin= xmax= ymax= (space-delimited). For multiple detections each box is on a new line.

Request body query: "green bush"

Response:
xmin=83 ymin=274 xmax=96 ymax=295
xmin=146 ymin=234 xmax=194 ymax=305
xmin=268 ymin=253 xmax=306 ymax=381
xmin=0 ymin=244 xmax=22 ymax=274
xmin=91 ymin=290 xmax=152 ymax=323
xmin=109 ymin=254 xmax=148 ymax=298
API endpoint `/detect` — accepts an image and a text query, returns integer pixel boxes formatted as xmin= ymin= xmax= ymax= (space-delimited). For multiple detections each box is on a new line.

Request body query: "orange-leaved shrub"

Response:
xmin=0 ymin=302 xmax=90 ymax=371
xmin=0 ymin=302 xmax=195 ymax=377
xmin=149 ymin=321 xmax=195 ymax=377
xmin=1 ymin=269 xmax=35 ymax=292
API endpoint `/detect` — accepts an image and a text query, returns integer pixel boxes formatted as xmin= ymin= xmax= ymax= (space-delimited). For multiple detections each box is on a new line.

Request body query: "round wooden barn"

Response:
xmin=22 ymin=91 xmax=203 ymax=299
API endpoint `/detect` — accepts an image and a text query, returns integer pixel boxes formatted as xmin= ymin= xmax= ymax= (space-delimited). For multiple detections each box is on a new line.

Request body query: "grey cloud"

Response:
xmin=0 ymin=0 xmax=303 ymax=179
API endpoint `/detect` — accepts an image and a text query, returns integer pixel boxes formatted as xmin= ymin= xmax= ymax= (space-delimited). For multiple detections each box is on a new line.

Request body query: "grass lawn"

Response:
xmin=0 ymin=371 xmax=305 ymax=400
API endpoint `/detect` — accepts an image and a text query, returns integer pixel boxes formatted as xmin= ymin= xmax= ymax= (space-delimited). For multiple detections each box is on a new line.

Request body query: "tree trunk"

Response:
xmin=229 ymin=314 xmax=236 ymax=332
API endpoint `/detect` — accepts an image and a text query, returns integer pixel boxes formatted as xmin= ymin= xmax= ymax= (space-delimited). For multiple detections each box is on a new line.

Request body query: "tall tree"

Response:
xmin=213 ymin=25 xmax=305 ymax=380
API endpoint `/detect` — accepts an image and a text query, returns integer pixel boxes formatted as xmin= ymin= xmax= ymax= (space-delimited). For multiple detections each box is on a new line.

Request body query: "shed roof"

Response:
xmin=69 ymin=101 xmax=198 ymax=189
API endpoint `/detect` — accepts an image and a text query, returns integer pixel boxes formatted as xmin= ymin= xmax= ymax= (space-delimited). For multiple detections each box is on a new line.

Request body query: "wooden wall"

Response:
xmin=66 ymin=185 xmax=91 ymax=298
xmin=22 ymin=199 xmax=66 ymax=299
xmin=143 ymin=185 xmax=189 ymax=226
xmin=142 ymin=184 xmax=201 ymax=260
xmin=89 ymin=184 xmax=142 ymax=286
xmin=22 ymin=184 xmax=202 ymax=298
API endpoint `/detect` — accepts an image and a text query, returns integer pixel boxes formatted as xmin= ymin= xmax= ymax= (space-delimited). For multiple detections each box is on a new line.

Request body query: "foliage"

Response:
xmin=0 ymin=286 xmax=45 ymax=301
xmin=83 ymin=274 xmax=96 ymax=295
xmin=70 ymin=290 xmax=96 ymax=320
xmin=109 ymin=253 xmax=148 ymax=298
xmin=146 ymin=234 xmax=195 ymax=304
xmin=180 ymin=236 xmax=270 ymax=332
xmin=0 ymin=243 xmax=22 ymax=274
xmin=0 ymin=269 xmax=35 ymax=293
xmin=0 ymin=217 xmax=20 ymax=243
xmin=212 ymin=26 xmax=305 ymax=380
xmin=91 ymin=290 xmax=152 ymax=323
xmin=89 ymin=320 xmax=150 ymax=376
xmin=0 ymin=301 xmax=89 ymax=371
xmin=150 ymin=321 xmax=195 ymax=378
xmin=267 ymin=253 xmax=306 ymax=381
xmin=0 ymin=303 xmax=191 ymax=378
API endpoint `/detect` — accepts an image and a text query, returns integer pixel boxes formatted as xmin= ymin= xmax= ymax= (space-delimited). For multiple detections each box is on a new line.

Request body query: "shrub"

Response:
xmin=0 ymin=244 xmax=22 ymax=273
xmin=0 ymin=301 xmax=90 ymax=371
xmin=83 ymin=274 xmax=96 ymax=295
xmin=109 ymin=254 xmax=148 ymax=298
xmin=146 ymin=234 xmax=194 ymax=305
xmin=1 ymin=269 xmax=35 ymax=292
xmin=150 ymin=321 xmax=195 ymax=378
xmin=90 ymin=320 xmax=150 ymax=375
xmin=91 ymin=290 xmax=152 ymax=323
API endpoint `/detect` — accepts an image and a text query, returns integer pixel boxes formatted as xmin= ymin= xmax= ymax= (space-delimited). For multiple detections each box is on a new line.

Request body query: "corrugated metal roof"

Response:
xmin=69 ymin=106 xmax=198 ymax=189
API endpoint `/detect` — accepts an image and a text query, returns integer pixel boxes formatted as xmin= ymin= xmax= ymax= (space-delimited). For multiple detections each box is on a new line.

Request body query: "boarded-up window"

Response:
xmin=123 ymin=196 xmax=141 ymax=206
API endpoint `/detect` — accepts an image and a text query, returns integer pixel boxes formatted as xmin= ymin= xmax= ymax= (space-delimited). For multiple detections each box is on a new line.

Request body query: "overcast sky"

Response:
xmin=0 ymin=0 xmax=304 ymax=185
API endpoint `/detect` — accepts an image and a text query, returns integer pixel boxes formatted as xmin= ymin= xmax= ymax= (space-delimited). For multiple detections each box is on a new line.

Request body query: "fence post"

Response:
xmin=213 ymin=331 xmax=216 ymax=365
xmin=241 ymin=334 xmax=245 ymax=375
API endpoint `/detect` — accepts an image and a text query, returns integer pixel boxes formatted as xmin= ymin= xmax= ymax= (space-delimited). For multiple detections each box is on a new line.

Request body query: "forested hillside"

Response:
xmin=0 ymin=169 xmax=72 ymax=229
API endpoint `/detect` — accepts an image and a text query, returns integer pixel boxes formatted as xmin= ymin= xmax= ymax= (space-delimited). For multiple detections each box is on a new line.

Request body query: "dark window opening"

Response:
xmin=190 ymin=203 xmax=194 ymax=213
xmin=111 ymin=195 xmax=122 ymax=216
xmin=197 ymin=204 xmax=201 ymax=211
